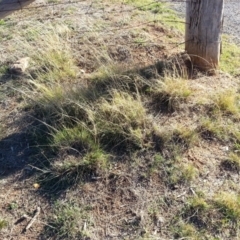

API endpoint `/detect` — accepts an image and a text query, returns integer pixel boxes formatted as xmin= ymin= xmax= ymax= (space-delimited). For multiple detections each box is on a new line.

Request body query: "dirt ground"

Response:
xmin=1 ymin=1 xmax=240 ymax=239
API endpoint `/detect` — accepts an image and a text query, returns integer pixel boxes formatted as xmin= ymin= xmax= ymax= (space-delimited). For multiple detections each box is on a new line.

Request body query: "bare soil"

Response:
xmin=0 ymin=1 xmax=240 ymax=240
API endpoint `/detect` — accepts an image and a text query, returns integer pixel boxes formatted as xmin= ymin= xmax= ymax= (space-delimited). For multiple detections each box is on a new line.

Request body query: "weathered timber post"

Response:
xmin=0 ymin=0 xmax=35 ymax=19
xmin=185 ymin=0 xmax=224 ymax=71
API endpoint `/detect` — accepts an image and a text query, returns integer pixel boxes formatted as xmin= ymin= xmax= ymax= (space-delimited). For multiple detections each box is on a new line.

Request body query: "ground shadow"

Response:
xmin=0 ymin=53 xmax=194 ymax=197
xmin=0 ymin=110 xmax=107 ymax=199
xmin=0 ymin=115 xmax=50 ymax=178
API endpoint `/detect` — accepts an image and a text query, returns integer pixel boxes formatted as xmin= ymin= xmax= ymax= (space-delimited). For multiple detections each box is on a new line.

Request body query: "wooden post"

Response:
xmin=0 ymin=0 xmax=35 ymax=19
xmin=185 ymin=0 xmax=224 ymax=71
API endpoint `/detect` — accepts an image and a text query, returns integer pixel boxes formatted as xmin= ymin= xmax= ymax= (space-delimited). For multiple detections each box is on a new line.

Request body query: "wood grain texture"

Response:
xmin=185 ymin=0 xmax=224 ymax=71
xmin=0 ymin=0 xmax=35 ymax=19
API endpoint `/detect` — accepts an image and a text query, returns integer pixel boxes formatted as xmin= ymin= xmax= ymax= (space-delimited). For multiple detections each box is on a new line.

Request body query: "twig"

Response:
xmin=177 ymin=191 xmax=187 ymax=198
xmin=190 ymin=187 xmax=197 ymax=196
xmin=23 ymin=207 xmax=41 ymax=232
xmin=16 ymin=213 xmax=55 ymax=230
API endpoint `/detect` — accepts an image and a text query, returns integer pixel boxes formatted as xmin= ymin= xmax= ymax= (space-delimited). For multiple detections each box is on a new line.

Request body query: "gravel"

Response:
xmin=169 ymin=0 xmax=240 ymax=45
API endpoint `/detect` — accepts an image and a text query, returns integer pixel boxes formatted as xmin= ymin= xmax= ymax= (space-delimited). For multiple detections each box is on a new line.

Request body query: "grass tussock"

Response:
xmin=27 ymin=58 xmax=200 ymax=192
xmin=214 ymin=192 xmax=240 ymax=222
xmin=53 ymin=126 xmax=96 ymax=151
xmin=0 ymin=219 xmax=8 ymax=231
xmin=154 ymin=124 xmax=199 ymax=154
xmin=19 ymin=24 xmax=77 ymax=83
xmin=96 ymin=90 xmax=150 ymax=149
xmin=44 ymin=201 xmax=94 ymax=239
xmin=221 ymin=152 xmax=240 ymax=172
xmin=189 ymin=196 xmax=210 ymax=212
xmin=32 ymin=38 xmax=78 ymax=83
xmin=172 ymin=125 xmax=199 ymax=148
xmin=2 ymin=1 xmax=240 ymax=239
xmin=173 ymin=222 xmax=200 ymax=240
xmin=152 ymin=77 xmax=191 ymax=112
xmin=178 ymin=193 xmax=240 ymax=237
xmin=212 ymin=90 xmax=240 ymax=116
xmin=198 ymin=116 xmax=240 ymax=143
xmin=38 ymin=148 xmax=109 ymax=192
xmin=168 ymin=162 xmax=198 ymax=186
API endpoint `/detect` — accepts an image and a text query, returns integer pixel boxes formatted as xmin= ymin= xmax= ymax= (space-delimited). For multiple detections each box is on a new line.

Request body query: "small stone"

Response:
xmin=158 ymin=216 xmax=165 ymax=223
xmin=33 ymin=183 xmax=40 ymax=189
xmin=221 ymin=146 xmax=229 ymax=152
xmin=10 ymin=57 xmax=30 ymax=74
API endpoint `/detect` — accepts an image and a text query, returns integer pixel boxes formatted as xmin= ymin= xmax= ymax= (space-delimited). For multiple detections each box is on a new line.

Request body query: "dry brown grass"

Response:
xmin=1 ymin=1 xmax=240 ymax=240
